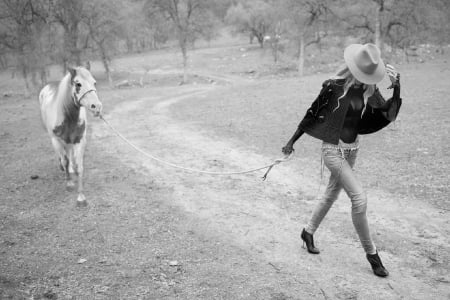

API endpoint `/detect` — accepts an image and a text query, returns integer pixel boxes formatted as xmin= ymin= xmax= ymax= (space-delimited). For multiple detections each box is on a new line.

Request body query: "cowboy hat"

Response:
xmin=344 ymin=43 xmax=385 ymax=85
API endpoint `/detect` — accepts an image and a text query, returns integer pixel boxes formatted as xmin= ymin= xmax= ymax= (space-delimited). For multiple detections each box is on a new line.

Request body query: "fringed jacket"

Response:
xmin=298 ymin=79 xmax=402 ymax=145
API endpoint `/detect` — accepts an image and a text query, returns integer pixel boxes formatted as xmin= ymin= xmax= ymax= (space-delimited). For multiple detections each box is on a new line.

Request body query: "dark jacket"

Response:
xmin=298 ymin=79 xmax=402 ymax=145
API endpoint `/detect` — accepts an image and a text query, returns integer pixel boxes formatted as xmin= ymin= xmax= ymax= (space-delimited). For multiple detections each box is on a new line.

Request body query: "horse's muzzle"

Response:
xmin=89 ymin=103 xmax=102 ymax=117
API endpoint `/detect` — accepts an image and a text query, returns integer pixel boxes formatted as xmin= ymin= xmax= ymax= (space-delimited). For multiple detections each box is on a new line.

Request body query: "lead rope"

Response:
xmin=99 ymin=115 xmax=293 ymax=180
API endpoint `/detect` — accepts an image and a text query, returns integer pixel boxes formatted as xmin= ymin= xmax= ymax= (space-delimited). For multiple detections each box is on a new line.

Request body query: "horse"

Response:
xmin=39 ymin=64 xmax=102 ymax=207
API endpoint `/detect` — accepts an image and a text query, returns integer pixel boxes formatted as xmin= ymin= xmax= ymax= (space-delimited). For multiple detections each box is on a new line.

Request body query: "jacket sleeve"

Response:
xmin=298 ymin=80 xmax=334 ymax=129
xmin=358 ymin=85 xmax=402 ymax=134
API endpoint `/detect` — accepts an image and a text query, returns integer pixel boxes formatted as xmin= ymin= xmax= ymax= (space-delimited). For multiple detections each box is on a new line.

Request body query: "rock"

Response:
xmin=43 ymin=290 xmax=57 ymax=299
xmin=169 ymin=260 xmax=179 ymax=266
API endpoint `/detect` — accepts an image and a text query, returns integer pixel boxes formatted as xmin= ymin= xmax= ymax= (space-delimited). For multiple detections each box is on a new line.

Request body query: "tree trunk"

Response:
xmin=257 ymin=34 xmax=264 ymax=48
xmin=273 ymin=41 xmax=279 ymax=63
xmin=99 ymin=45 xmax=113 ymax=87
xmin=403 ymin=46 xmax=409 ymax=63
xmin=62 ymin=31 xmax=80 ymax=71
xmin=298 ymin=33 xmax=305 ymax=77
xmin=374 ymin=10 xmax=380 ymax=48
xmin=181 ymin=44 xmax=188 ymax=84
xmin=374 ymin=1 xmax=384 ymax=50
xmin=252 ymin=30 xmax=264 ymax=48
xmin=273 ymin=22 xmax=281 ymax=63
xmin=178 ymin=30 xmax=188 ymax=84
xmin=62 ymin=59 xmax=68 ymax=75
xmin=63 ymin=22 xmax=81 ymax=67
xmin=39 ymin=67 xmax=48 ymax=85
xmin=72 ymin=48 xmax=81 ymax=66
xmin=20 ymin=64 xmax=31 ymax=94
xmin=17 ymin=48 xmax=30 ymax=92
xmin=0 ymin=55 xmax=6 ymax=69
xmin=126 ymin=37 xmax=133 ymax=53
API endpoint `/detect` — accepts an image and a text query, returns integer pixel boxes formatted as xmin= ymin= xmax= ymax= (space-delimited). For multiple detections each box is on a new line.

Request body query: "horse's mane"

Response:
xmin=56 ymin=71 xmax=80 ymax=123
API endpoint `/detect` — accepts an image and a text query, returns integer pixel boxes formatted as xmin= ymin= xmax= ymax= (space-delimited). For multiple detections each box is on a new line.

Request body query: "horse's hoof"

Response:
xmin=66 ymin=181 xmax=75 ymax=191
xmin=76 ymin=194 xmax=87 ymax=207
xmin=76 ymin=200 xmax=87 ymax=207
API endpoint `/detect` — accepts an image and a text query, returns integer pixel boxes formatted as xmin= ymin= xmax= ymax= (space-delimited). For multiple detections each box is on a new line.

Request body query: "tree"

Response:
xmin=372 ymin=0 xmax=384 ymax=49
xmin=207 ymin=0 xmax=234 ymax=21
xmin=334 ymin=0 xmax=450 ymax=61
xmin=119 ymin=1 xmax=171 ymax=52
xmin=384 ymin=0 xmax=450 ymax=54
xmin=51 ymin=0 xmax=86 ymax=72
xmin=142 ymin=6 xmax=171 ymax=50
xmin=83 ymin=0 xmax=128 ymax=86
xmin=146 ymin=0 xmax=217 ymax=84
xmin=225 ymin=0 xmax=273 ymax=48
xmin=285 ymin=0 xmax=330 ymax=75
xmin=0 ymin=0 xmax=51 ymax=89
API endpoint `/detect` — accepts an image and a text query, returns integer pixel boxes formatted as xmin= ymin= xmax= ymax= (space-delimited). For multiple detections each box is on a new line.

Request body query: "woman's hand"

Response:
xmin=282 ymin=143 xmax=294 ymax=155
xmin=386 ymin=64 xmax=400 ymax=89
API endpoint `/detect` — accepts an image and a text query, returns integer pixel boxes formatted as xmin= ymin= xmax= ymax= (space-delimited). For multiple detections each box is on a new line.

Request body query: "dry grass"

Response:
xmin=172 ymin=54 xmax=450 ymax=211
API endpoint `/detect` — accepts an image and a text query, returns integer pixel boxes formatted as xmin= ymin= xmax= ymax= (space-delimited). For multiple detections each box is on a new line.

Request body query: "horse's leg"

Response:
xmin=58 ymin=157 xmax=64 ymax=171
xmin=65 ymin=146 xmax=76 ymax=191
xmin=74 ymin=136 xmax=87 ymax=207
xmin=51 ymin=137 xmax=75 ymax=190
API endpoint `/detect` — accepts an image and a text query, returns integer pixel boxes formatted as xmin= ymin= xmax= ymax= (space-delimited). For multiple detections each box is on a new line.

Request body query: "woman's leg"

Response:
xmin=338 ymin=150 xmax=376 ymax=254
xmin=305 ymin=171 xmax=341 ymax=234
xmin=305 ymin=148 xmax=376 ymax=254
xmin=304 ymin=148 xmax=386 ymax=274
xmin=305 ymin=148 xmax=343 ymax=234
xmin=344 ymin=151 xmax=388 ymax=276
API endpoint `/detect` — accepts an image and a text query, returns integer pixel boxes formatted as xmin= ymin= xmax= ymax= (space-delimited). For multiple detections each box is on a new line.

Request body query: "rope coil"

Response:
xmin=99 ymin=115 xmax=293 ymax=181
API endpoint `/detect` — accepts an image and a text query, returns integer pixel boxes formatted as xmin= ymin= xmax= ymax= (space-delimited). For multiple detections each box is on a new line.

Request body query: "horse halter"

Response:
xmin=73 ymin=89 xmax=97 ymax=107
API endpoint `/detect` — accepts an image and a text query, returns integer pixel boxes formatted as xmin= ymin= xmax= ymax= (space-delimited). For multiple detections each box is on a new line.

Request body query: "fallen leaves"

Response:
xmin=77 ymin=258 xmax=87 ymax=264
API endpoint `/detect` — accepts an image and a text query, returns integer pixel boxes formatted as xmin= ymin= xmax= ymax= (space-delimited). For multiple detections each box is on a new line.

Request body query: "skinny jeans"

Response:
xmin=305 ymin=139 xmax=376 ymax=254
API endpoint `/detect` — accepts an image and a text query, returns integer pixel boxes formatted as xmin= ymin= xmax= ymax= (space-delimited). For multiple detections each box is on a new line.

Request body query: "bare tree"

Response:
xmin=334 ymin=0 xmax=450 ymax=61
xmin=285 ymin=0 xmax=330 ymax=76
xmin=147 ymin=0 xmax=215 ymax=84
xmin=208 ymin=0 xmax=234 ymax=21
xmin=83 ymin=0 xmax=127 ymax=86
xmin=265 ymin=20 xmax=283 ymax=63
xmin=372 ymin=0 xmax=384 ymax=49
xmin=52 ymin=0 xmax=85 ymax=72
xmin=0 ymin=0 xmax=51 ymax=89
xmin=142 ymin=6 xmax=171 ymax=51
xmin=225 ymin=0 xmax=273 ymax=48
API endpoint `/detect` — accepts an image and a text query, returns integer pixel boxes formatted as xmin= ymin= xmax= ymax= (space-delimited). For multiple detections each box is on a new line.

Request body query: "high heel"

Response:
xmin=301 ymin=228 xmax=320 ymax=254
xmin=366 ymin=251 xmax=389 ymax=277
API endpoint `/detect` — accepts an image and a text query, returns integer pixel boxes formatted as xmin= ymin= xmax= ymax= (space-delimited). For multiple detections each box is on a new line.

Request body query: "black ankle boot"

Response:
xmin=301 ymin=228 xmax=320 ymax=254
xmin=366 ymin=251 xmax=389 ymax=277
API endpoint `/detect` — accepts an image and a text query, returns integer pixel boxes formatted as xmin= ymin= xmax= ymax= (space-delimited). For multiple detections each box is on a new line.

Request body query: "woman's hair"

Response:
xmin=332 ymin=64 xmax=375 ymax=113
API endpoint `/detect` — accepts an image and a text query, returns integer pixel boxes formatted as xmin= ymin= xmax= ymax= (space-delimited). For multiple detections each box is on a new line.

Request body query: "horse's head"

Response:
xmin=69 ymin=65 xmax=102 ymax=117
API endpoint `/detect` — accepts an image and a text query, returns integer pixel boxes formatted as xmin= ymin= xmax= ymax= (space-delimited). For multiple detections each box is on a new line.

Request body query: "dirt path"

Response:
xmin=92 ymin=75 xmax=449 ymax=299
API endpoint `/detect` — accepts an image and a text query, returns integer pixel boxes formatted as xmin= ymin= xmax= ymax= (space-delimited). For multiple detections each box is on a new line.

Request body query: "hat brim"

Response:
xmin=344 ymin=44 xmax=385 ymax=85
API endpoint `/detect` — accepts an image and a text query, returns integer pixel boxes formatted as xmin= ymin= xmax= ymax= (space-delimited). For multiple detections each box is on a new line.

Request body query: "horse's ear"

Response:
xmin=68 ymin=67 xmax=76 ymax=80
xmin=85 ymin=61 xmax=91 ymax=71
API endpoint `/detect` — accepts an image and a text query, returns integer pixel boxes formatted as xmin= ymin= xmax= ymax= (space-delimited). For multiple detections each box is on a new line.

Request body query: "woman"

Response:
xmin=282 ymin=43 xmax=401 ymax=277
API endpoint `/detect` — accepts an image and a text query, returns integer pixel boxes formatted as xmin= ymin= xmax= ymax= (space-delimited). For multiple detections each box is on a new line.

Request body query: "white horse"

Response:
xmin=39 ymin=65 xmax=102 ymax=206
